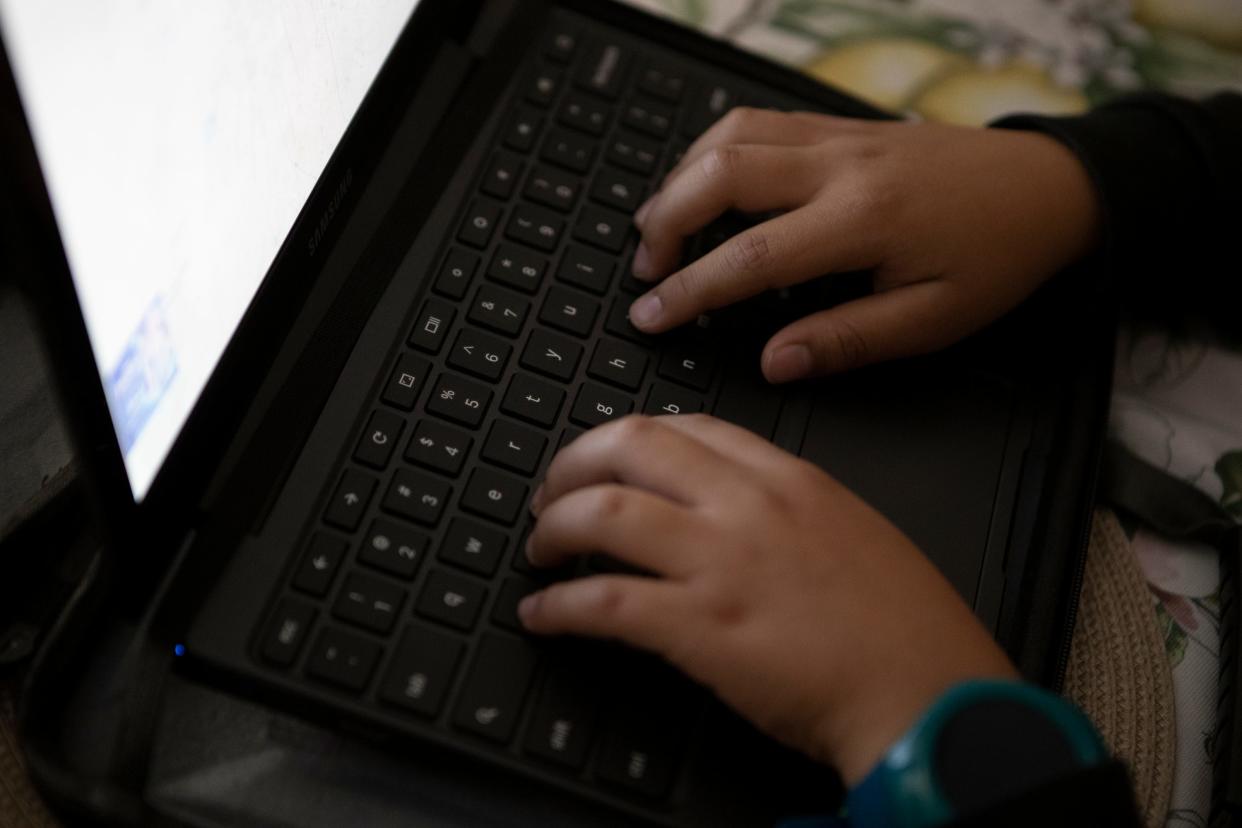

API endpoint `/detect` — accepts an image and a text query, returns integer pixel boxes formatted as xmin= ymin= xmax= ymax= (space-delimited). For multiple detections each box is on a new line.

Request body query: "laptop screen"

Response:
xmin=0 ymin=0 xmax=421 ymax=500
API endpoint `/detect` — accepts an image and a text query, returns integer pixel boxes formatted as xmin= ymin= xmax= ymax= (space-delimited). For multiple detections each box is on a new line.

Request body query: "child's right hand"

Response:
xmin=627 ymin=108 xmax=1102 ymax=382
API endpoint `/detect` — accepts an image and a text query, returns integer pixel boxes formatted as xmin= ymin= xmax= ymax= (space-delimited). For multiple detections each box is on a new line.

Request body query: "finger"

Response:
xmin=519 ymin=575 xmax=694 ymax=657
xmin=760 ymin=280 xmax=974 ymax=381
xmin=634 ymin=144 xmax=822 ymax=281
xmin=653 ymin=413 xmax=796 ymax=477
xmin=663 ymin=107 xmax=854 ymax=187
xmin=628 ymin=204 xmax=876 ymax=333
xmin=527 ymin=483 xmax=706 ymax=576
xmin=535 ymin=415 xmax=747 ymax=512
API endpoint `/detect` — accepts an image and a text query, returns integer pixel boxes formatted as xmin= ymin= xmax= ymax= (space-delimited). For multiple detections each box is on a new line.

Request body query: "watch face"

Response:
xmin=933 ymin=699 xmax=1079 ymax=813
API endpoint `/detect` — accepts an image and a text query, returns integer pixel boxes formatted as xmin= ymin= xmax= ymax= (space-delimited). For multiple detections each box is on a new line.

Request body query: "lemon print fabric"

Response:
xmin=626 ymin=0 xmax=1242 ymax=126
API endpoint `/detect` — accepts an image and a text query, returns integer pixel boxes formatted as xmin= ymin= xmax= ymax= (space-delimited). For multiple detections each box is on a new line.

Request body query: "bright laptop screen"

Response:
xmin=1 ymin=1 xmax=420 ymax=499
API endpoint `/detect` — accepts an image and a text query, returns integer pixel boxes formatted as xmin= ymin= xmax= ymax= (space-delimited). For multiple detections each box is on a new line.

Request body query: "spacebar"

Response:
xmin=712 ymin=367 xmax=783 ymax=441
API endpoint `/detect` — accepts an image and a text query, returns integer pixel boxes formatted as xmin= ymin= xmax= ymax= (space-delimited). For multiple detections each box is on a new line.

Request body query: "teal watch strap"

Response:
xmin=845 ymin=679 xmax=1107 ymax=828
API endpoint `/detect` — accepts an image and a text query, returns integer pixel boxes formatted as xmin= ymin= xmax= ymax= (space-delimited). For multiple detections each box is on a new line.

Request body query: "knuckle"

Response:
xmin=587 ymin=579 xmax=626 ymax=619
xmin=590 ymin=486 xmax=630 ymax=523
xmin=719 ymin=106 xmax=755 ymax=134
xmin=820 ymin=320 xmax=871 ymax=370
xmin=723 ymin=231 xmax=772 ymax=276
xmin=611 ymin=413 xmax=654 ymax=446
xmin=700 ymin=145 xmax=744 ymax=181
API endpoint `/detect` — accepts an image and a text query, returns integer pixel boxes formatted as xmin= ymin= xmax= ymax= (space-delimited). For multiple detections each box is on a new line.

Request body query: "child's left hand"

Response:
xmin=520 ymin=414 xmax=1017 ymax=784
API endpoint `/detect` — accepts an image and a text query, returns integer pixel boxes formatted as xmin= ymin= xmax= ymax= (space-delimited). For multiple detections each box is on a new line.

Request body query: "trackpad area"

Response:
xmin=797 ymin=363 xmax=1015 ymax=606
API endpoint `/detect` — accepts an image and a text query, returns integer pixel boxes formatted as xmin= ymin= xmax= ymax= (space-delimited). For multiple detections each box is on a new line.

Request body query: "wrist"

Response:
xmin=844 ymin=679 xmax=1107 ymax=828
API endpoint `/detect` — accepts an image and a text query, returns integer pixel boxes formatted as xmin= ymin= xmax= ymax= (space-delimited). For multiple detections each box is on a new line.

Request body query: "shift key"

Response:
xmin=452 ymin=633 xmax=538 ymax=744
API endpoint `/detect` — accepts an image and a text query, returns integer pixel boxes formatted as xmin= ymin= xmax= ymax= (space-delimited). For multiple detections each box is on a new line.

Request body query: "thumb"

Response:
xmin=760 ymin=281 xmax=969 ymax=382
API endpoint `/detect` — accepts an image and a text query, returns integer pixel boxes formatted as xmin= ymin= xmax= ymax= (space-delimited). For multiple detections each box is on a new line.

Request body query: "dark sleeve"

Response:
xmin=993 ymin=92 xmax=1242 ymax=334
xmin=947 ymin=760 xmax=1141 ymax=828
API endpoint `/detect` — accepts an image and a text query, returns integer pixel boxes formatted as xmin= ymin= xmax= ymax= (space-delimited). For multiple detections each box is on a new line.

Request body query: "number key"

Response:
xmin=488 ymin=244 xmax=547 ymax=294
xmin=427 ymin=373 xmax=493 ymax=429
xmin=448 ymin=327 xmax=512 ymax=382
xmin=468 ymin=284 xmax=530 ymax=338
xmin=404 ymin=419 xmax=473 ymax=477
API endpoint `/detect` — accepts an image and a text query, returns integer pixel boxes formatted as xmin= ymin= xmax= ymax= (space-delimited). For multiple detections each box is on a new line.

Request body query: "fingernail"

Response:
xmin=632 ymin=243 xmax=652 ymax=280
xmin=766 ymin=344 xmax=813 ymax=383
xmin=630 ymin=294 xmax=663 ymax=329
xmin=530 ymin=484 xmax=545 ymax=515
xmin=634 ymin=198 xmax=654 ymax=227
xmin=518 ymin=593 xmax=541 ymax=625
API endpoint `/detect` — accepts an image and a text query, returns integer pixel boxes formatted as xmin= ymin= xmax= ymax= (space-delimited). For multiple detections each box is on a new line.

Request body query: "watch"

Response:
xmin=845 ymin=679 xmax=1107 ymax=828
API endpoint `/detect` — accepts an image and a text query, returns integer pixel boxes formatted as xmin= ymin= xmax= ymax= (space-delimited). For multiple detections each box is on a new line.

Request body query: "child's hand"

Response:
xmin=520 ymin=414 xmax=1017 ymax=783
xmin=627 ymin=109 xmax=1101 ymax=383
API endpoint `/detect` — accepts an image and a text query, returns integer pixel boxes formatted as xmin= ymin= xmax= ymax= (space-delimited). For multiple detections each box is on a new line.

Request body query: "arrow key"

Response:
xmin=293 ymin=533 xmax=348 ymax=597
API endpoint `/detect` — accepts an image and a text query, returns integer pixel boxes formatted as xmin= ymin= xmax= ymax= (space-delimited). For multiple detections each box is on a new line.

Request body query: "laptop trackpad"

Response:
xmin=796 ymin=362 xmax=1014 ymax=607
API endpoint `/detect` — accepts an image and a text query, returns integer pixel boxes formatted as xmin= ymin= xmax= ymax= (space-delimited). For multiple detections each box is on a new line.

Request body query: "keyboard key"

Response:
xmin=658 ymin=342 xmax=717 ymax=391
xmin=462 ymin=467 xmax=529 ymax=526
xmin=644 ymin=382 xmax=704 ymax=416
xmin=638 ymin=64 xmax=686 ymax=103
xmin=557 ymin=245 xmax=614 ymax=294
xmin=440 ymin=517 xmax=508 ymax=577
xmin=427 ymin=373 xmax=493 ymax=429
xmin=604 ymin=297 xmax=659 ymax=347
xmin=408 ymin=297 xmax=456 ymax=354
xmin=527 ymin=66 xmax=562 ymax=107
xmin=607 ymin=131 xmax=661 ymax=176
xmin=587 ymin=338 xmax=649 ymax=391
xmin=488 ymin=244 xmax=548 ymax=294
xmin=483 ymin=418 xmax=548 ymax=476
xmin=324 ymin=468 xmax=377 ymax=531
xmin=380 ymin=353 xmax=433 ymax=411
xmin=591 ymin=168 xmax=645 ymax=214
xmin=292 ymin=534 xmax=347 ymax=597
xmin=382 ymin=468 xmax=451 ymax=527
xmin=492 ymin=577 xmax=540 ymax=633
xmin=574 ymin=205 xmax=630 ymax=254
xmin=447 ymin=327 xmax=512 ymax=382
xmin=539 ymin=286 xmax=600 ymax=338
xmin=404 ymin=419 xmax=473 ymax=477
xmin=354 ymin=409 xmax=404 ymax=469
xmin=501 ymin=373 xmax=565 ymax=429
xmin=467 ymin=285 xmax=530 ymax=337
xmin=712 ymin=368 xmax=783 ymax=441
xmin=545 ymin=30 xmax=578 ymax=64
xmin=452 ymin=633 xmax=539 ymax=743
xmin=523 ymin=164 xmax=581 ymax=213
xmin=306 ymin=626 xmax=382 ymax=693
xmin=595 ymin=663 xmax=692 ymax=799
xmin=575 ymin=42 xmax=631 ymax=101
xmin=417 ymin=568 xmax=487 ymax=632
xmin=524 ymin=662 xmax=600 ymax=769
xmin=570 ymin=382 xmax=634 ymax=428
xmin=433 ymin=248 xmax=479 ymax=300
xmin=684 ymin=83 xmax=736 ymax=138
xmin=520 ymin=328 xmax=583 ymax=382
xmin=503 ymin=106 xmax=544 ymax=153
xmin=481 ymin=152 xmax=525 ymax=200
xmin=261 ymin=598 xmax=316 ymax=666
xmin=378 ymin=626 xmax=465 ymax=718
xmin=458 ymin=199 xmax=503 ymax=249
xmin=506 ymin=203 xmax=565 ymax=252
xmin=333 ymin=570 xmax=405 ymax=635
xmin=359 ymin=519 xmax=428 ymax=579
xmin=557 ymin=427 xmax=585 ymax=452
xmin=558 ymin=93 xmax=611 ymax=136
xmin=622 ymin=100 xmax=674 ymax=139
xmin=541 ymin=127 xmax=597 ymax=175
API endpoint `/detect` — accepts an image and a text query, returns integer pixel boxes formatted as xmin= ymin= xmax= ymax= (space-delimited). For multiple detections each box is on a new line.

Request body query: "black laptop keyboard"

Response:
xmin=256 ymin=17 xmax=803 ymax=811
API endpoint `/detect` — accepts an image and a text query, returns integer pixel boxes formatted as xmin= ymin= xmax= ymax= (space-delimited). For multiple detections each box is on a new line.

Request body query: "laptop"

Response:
xmin=0 ymin=1 xmax=1111 ymax=825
